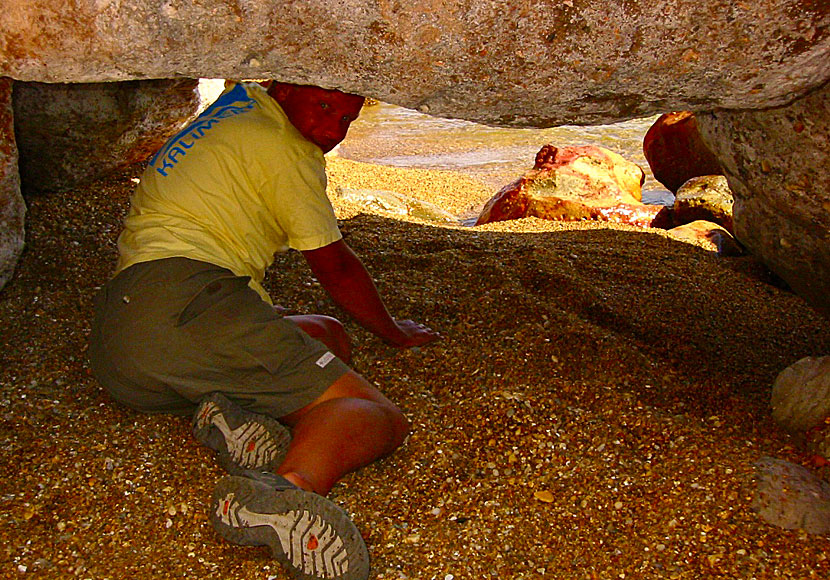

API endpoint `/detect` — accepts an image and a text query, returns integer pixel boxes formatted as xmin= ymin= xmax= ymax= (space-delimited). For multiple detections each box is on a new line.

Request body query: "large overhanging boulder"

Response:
xmin=0 ymin=0 xmax=828 ymax=315
xmin=1 ymin=0 xmax=828 ymax=127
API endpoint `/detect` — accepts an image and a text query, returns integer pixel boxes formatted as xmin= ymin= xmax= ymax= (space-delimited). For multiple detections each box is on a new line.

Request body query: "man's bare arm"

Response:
xmin=302 ymin=240 xmax=439 ymax=348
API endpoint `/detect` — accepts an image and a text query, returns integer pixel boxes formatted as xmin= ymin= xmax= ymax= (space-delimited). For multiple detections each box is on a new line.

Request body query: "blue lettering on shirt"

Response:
xmin=150 ymin=83 xmax=257 ymax=177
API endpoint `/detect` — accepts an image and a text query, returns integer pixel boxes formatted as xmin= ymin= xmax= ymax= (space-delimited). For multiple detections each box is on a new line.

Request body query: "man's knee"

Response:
xmin=287 ymin=314 xmax=352 ymax=362
xmin=342 ymin=397 xmax=409 ymax=457
xmin=281 ymin=370 xmax=409 ymax=447
xmin=381 ymin=401 xmax=410 ymax=450
xmin=316 ymin=315 xmax=351 ymax=361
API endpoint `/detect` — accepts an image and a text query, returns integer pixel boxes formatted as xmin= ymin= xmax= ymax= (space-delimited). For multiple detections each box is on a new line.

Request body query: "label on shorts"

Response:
xmin=315 ymin=351 xmax=335 ymax=368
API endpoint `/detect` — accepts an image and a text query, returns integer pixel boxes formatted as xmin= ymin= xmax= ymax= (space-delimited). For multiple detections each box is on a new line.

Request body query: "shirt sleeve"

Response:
xmin=260 ymin=151 xmax=342 ymax=252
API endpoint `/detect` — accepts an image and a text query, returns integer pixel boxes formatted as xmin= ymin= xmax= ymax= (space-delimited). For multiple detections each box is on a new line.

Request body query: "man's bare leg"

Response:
xmin=285 ymin=314 xmax=352 ymax=363
xmin=276 ymin=370 xmax=409 ymax=495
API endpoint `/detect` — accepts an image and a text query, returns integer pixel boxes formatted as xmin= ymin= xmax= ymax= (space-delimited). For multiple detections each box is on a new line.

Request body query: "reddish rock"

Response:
xmin=476 ymin=144 xmax=670 ymax=228
xmin=643 ymin=112 xmax=722 ymax=193
xmin=0 ymin=78 xmax=24 ymax=291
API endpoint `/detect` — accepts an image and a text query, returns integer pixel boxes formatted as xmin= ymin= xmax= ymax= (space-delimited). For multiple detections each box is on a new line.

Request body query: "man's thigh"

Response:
xmin=90 ymin=258 xmax=350 ymax=417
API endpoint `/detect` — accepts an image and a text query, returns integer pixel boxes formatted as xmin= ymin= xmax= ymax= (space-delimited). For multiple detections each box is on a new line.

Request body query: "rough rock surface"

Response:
xmin=476 ymin=144 xmax=670 ymax=227
xmin=754 ymin=457 xmax=830 ymax=535
xmin=0 ymin=1 xmax=828 ymax=127
xmin=667 ymin=220 xmax=742 ymax=256
xmin=807 ymin=424 xmax=830 ymax=463
xmin=771 ymin=355 xmax=830 ymax=435
xmin=697 ymin=82 xmax=830 ymax=318
xmin=0 ymin=78 xmax=24 ymax=291
xmin=643 ymin=112 xmax=723 ymax=193
xmin=13 ymin=79 xmax=201 ymax=193
xmin=673 ymin=175 xmax=734 ymax=233
xmin=334 ymin=186 xmax=459 ymax=224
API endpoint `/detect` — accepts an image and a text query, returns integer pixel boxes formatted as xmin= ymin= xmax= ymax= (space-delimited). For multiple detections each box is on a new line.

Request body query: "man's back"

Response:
xmin=116 ymin=82 xmax=339 ymax=301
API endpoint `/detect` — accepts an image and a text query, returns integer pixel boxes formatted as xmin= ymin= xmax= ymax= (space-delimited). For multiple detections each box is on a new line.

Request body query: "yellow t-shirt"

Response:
xmin=116 ymin=82 xmax=342 ymax=302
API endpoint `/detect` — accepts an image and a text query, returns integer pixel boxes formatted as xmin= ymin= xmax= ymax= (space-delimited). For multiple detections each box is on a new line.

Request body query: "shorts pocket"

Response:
xmin=175 ymin=275 xmax=252 ymax=327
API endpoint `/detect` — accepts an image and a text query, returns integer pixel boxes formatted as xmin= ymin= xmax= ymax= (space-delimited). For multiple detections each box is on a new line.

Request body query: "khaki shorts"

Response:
xmin=89 ymin=257 xmax=349 ymax=417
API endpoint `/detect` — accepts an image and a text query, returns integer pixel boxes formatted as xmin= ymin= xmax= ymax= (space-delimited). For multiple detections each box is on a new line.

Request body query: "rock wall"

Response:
xmin=1 ymin=0 xmax=828 ymax=127
xmin=0 ymin=79 xmax=24 ymax=290
xmin=13 ymin=79 xmax=201 ymax=193
xmin=697 ymin=82 xmax=830 ymax=318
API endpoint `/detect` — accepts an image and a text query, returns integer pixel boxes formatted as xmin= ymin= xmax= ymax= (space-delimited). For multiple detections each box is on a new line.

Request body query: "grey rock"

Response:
xmin=697 ymin=83 xmax=830 ymax=318
xmin=13 ymin=79 xmax=200 ymax=193
xmin=335 ymin=187 xmax=459 ymax=224
xmin=771 ymin=356 xmax=830 ymax=435
xmin=0 ymin=78 xmax=24 ymax=292
xmin=673 ymin=175 xmax=734 ymax=234
xmin=754 ymin=457 xmax=830 ymax=535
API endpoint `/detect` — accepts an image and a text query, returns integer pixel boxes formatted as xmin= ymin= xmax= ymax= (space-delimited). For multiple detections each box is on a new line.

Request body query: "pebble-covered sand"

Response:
xmin=2 ymin=154 xmax=829 ymax=580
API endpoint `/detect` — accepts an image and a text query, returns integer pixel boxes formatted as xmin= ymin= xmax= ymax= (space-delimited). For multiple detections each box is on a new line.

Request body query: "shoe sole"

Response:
xmin=212 ymin=475 xmax=370 ymax=580
xmin=193 ymin=393 xmax=292 ymax=475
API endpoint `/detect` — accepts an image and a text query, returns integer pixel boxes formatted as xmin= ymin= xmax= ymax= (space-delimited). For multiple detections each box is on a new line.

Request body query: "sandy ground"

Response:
xmin=2 ymin=155 xmax=829 ymax=580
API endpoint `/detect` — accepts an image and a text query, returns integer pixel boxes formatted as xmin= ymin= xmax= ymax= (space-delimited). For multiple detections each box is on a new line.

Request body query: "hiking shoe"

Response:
xmin=212 ymin=470 xmax=370 ymax=580
xmin=193 ymin=392 xmax=291 ymax=475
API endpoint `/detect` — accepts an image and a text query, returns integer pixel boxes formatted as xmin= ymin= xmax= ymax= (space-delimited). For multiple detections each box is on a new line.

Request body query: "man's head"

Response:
xmin=266 ymin=82 xmax=365 ymax=153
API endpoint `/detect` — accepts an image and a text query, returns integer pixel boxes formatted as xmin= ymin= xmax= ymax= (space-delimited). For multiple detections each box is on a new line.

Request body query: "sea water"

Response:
xmin=337 ymin=102 xmax=675 ymax=206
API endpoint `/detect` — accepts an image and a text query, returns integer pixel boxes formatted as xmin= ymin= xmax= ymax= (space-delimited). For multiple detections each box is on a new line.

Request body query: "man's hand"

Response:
xmin=388 ymin=319 xmax=440 ymax=348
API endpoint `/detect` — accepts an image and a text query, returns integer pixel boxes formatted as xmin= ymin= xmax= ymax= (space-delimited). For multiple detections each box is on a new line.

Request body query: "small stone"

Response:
xmin=771 ymin=356 xmax=830 ymax=434
xmin=754 ymin=457 xmax=830 ymax=534
xmin=534 ymin=490 xmax=555 ymax=503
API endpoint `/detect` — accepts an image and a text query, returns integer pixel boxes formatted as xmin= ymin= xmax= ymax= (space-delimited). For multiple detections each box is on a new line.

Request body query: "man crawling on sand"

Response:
xmin=89 ymin=79 xmax=439 ymax=580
